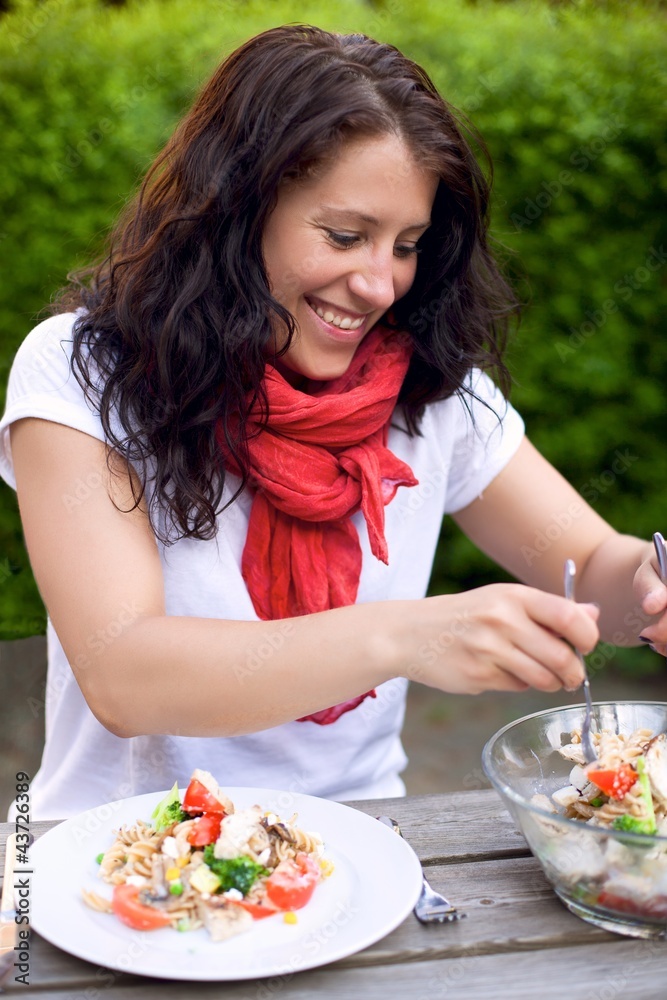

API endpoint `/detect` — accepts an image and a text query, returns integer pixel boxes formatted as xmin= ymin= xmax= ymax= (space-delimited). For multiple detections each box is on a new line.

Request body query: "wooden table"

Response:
xmin=1 ymin=789 xmax=666 ymax=998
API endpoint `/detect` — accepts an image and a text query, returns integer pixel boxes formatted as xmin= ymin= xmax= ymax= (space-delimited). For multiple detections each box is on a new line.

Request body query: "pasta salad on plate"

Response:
xmin=82 ymin=769 xmax=333 ymax=941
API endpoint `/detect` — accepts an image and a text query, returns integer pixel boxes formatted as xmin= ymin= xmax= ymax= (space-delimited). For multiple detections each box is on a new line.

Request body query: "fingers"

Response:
xmin=525 ymin=590 xmax=600 ymax=655
xmin=511 ymin=629 xmax=586 ymax=691
xmin=633 ymin=552 xmax=667 ymax=645
xmin=635 ymin=554 xmax=667 ymax=617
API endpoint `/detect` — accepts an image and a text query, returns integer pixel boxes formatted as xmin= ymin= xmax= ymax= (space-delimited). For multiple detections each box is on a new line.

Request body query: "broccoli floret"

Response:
xmin=612 ymin=758 xmax=657 ymax=836
xmin=612 ymin=814 xmax=657 ymax=835
xmin=151 ymin=781 xmax=188 ymax=831
xmin=202 ymin=847 xmax=268 ymax=896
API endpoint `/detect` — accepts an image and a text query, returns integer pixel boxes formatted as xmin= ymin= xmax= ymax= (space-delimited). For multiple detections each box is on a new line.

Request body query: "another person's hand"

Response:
xmin=399 ymin=584 xmax=600 ymax=695
xmin=633 ymin=547 xmax=667 ymax=654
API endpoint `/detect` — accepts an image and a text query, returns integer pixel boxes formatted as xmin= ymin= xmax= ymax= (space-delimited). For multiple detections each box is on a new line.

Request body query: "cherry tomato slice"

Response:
xmin=182 ymin=778 xmax=227 ymax=815
xmin=265 ymin=853 xmax=320 ymax=910
xmin=186 ymin=812 xmax=222 ymax=846
xmin=598 ymin=891 xmax=667 ymax=920
xmin=587 ymin=764 xmax=637 ymax=800
xmin=233 ymin=898 xmax=281 ymax=920
xmin=111 ymin=884 xmax=172 ymax=931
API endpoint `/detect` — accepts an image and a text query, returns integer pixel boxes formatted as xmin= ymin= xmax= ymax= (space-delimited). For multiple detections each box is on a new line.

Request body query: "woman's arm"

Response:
xmin=12 ymin=419 xmax=601 ymax=739
xmin=452 ymin=437 xmax=665 ymax=646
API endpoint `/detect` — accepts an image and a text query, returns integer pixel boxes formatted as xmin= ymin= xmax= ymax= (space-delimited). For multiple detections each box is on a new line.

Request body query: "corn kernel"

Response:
xmin=165 ymin=866 xmax=181 ymax=881
xmin=283 ymin=912 xmax=298 ymax=925
xmin=176 ymin=856 xmax=189 ymax=869
xmin=319 ymin=858 xmax=335 ymax=878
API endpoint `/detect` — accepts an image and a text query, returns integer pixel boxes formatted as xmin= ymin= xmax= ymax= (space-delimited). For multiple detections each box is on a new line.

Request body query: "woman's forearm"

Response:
xmin=578 ymin=534 xmax=656 ymax=644
xmin=79 ymin=581 xmax=604 ymax=738
xmin=82 ymin=602 xmax=401 ymax=738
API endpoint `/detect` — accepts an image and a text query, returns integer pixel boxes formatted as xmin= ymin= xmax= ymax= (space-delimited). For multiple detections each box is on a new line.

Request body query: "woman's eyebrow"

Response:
xmin=318 ymin=206 xmax=432 ymax=230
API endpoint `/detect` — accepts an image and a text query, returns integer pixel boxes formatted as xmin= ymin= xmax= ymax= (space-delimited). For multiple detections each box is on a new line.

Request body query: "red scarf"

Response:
xmin=219 ymin=326 xmax=418 ymax=723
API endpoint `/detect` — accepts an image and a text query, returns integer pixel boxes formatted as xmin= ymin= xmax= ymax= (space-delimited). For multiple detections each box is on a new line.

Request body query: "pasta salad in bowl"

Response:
xmin=482 ymin=702 xmax=667 ymax=939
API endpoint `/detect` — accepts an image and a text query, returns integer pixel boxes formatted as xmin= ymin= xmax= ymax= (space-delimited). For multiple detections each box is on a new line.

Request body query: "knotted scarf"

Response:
xmin=219 ymin=325 xmax=418 ymax=724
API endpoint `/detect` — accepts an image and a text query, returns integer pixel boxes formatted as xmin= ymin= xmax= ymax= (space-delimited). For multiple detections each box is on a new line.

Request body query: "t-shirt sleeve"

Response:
xmin=441 ymin=368 xmax=525 ymax=513
xmin=0 ymin=312 xmax=106 ymax=490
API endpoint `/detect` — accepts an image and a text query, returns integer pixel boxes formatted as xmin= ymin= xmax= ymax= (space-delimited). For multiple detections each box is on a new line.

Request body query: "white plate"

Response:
xmin=30 ymin=786 xmax=423 ymax=980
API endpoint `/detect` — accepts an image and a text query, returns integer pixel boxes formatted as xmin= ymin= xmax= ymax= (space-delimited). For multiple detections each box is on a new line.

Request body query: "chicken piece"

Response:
xmin=214 ymin=807 xmax=270 ymax=861
xmin=195 ymin=897 xmax=253 ymax=942
xmin=558 ymin=743 xmax=587 ymax=765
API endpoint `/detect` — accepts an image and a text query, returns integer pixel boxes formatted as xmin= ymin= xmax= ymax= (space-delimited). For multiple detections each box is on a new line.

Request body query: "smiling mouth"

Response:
xmin=305 ymin=297 xmax=366 ymax=331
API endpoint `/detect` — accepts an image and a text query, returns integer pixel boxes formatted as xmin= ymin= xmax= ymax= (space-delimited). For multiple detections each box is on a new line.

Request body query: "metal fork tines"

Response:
xmin=376 ymin=816 xmax=466 ymax=923
xmin=414 ymin=877 xmax=463 ymax=924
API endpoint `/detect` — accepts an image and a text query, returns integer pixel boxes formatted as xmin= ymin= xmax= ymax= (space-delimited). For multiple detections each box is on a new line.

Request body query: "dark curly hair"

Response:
xmin=55 ymin=23 xmax=518 ymax=544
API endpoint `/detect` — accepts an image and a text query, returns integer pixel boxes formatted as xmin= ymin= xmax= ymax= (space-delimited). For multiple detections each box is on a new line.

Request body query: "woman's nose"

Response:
xmin=346 ymin=252 xmax=396 ymax=312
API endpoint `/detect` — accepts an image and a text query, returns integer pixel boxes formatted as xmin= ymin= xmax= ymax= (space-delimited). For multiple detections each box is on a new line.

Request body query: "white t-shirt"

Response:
xmin=0 ymin=312 xmax=524 ymax=819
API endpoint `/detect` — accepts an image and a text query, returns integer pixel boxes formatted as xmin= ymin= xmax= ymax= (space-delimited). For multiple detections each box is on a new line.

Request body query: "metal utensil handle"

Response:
xmin=653 ymin=532 xmax=667 ymax=583
xmin=563 ymin=559 xmax=597 ymax=763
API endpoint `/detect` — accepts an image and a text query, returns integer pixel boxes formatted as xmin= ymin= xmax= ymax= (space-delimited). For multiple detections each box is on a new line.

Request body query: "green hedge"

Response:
xmin=1 ymin=0 xmax=665 ymax=675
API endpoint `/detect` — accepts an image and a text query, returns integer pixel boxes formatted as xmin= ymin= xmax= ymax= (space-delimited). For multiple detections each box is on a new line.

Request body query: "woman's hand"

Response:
xmin=633 ymin=547 xmax=667 ymax=654
xmin=396 ymin=584 xmax=600 ymax=695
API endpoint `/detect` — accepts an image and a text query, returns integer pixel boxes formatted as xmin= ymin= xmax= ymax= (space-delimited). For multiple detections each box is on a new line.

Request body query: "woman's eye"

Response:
xmin=394 ymin=244 xmax=421 ymax=259
xmin=325 ymin=230 xmax=359 ymax=248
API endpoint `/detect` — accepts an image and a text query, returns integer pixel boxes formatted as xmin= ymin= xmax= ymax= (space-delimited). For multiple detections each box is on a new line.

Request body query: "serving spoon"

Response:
xmin=564 ymin=558 xmax=597 ymax=764
xmin=653 ymin=532 xmax=667 ymax=586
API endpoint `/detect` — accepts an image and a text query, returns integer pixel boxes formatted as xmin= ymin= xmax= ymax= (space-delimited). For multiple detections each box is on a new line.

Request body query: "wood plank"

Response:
xmin=346 ymin=790 xmax=530 ymax=864
xmin=0 ymin=821 xmax=53 ymax=872
xmin=1 ymin=855 xmax=621 ymax=991
xmin=9 ymin=938 xmax=667 ymax=999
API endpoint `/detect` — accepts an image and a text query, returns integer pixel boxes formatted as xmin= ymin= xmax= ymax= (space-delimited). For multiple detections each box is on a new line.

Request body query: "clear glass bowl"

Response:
xmin=482 ymin=701 xmax=667 ymax=939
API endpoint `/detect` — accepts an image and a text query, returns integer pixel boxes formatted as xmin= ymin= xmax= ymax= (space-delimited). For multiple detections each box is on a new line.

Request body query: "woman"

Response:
xmin=1 ymin=25 xmax=665 ymax=820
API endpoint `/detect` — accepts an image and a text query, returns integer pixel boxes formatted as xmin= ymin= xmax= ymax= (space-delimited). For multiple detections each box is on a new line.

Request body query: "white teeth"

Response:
xmin=310 ymin=300 xmax=364 ymax=330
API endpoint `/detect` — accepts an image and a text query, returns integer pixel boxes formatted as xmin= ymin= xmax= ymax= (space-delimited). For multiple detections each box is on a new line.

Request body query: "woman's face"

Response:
xmin=262 ymin=134 xmax=439 ymax=388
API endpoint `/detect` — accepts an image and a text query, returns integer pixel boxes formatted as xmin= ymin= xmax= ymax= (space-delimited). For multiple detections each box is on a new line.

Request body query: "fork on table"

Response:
xmin=376 ymin=816 xmax=466 ymax=923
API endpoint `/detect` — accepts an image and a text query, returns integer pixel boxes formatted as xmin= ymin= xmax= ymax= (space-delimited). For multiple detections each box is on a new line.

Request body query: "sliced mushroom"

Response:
xmin=261 ymin=820 xmax=297 ymax=844
xmin=644 ymin=733 xmax=667 ymax=807
xmin=195 ymin=897 xmax=253 ymax=942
